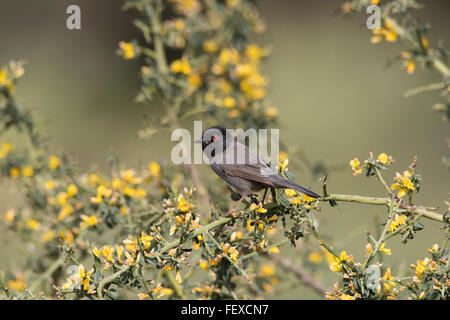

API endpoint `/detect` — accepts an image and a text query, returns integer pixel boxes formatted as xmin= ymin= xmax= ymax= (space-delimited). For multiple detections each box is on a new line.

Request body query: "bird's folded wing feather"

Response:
xmin=221 ymin=163 xmax=277 ymax=186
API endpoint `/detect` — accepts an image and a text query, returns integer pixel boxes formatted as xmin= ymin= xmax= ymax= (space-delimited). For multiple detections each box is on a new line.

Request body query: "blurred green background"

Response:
xmin=0 ymin=0 xmax=449 ymax=299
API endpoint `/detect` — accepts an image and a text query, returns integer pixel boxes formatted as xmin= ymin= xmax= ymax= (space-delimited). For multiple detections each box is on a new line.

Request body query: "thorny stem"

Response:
xmin=362 ymin=197 xmax=397 ymax=270
xmin=321 ymin=194 xmax=446 ymax=222
xmin=374 ymin=167 xmax=392 ymax=196
xmin=206 ymin=231 xmax=249 ymax=280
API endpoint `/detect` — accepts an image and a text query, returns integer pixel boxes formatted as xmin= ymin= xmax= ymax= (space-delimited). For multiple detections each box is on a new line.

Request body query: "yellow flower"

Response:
xmin=245 ymin=44 xmax=263 ymax=62
xmin=10 ymin=167 xmax=20 ymax=178
xmin=339 ymin=251 xmax=349 ymax=262
xmin=57 ymin=192 xmax=68 ymax=206
xmin=199 ymin=259 xmax=208 ymax=270
xmin=269 ymin=246 xmax=280 ymax=254
xmin=301 ymin=194 xmax=315 ymax=204
xmin=278 ymin=151 xmax=288 ymax=163
xmin=370 ymin=35 xmax=383 ymax=44
xmin=338 ymin=294 xmax=355 ymax=300
xmin=93 ymin=247 xmax=101 ymax=258
xmin=8 ymin=279 xmax=26 ymax=292
xmin=174 ymin=19 xmax=185 ymax=31
xmin=41 ymin=229 xmax=55 ymax=243
xmin=255 ymin=205 xmax=267 ymax=214
xmin=156 ymin=287 xmax=174 ymax=300
xmin=382 ymin=268 xmax=396 ymax=293
xmin=140 ymin=232 xmax=154 ymax=249
xmin=67 ymin=184 xmax=78 ymax=197
xmin=391 ymin=170 xmax=415 ymax=198
xmin=4 ymin=209 xmax=16 ymax=224
xmin=365 ymin=243 xmax=372 ymax=257
xmin=228 ymin=109 xmax=239 ymax=118
xmin=388 ymin=214 xmax=407 ymax=232
xmin=59 ymin=230 xmax=74 ymax=245
xmin=123 ymin=238 xmax=138 ymax=252
xmin=290 ymin=195 xmax=301 ymax=205
xmin=171 ymin=58 xmax=191 ymax=75
xmin=45 ymin=180 xmax=56 ymax=190
xmin=102 ymin=245 xmax=115 ymax=263
xmin=80 ymin=215 xmax=100 ymax=229
xmin=187 ymin=73 xmax=202 ymax=88
xmin=116 ymin=245 xmax=124 ymax=260
xmin=48 ymin=155 xmax=60 ymax=170
xmin=280 ymin=159 xmax=289 ymax=172
xmin=58 ymin=204 xmax=74 ymax=221
xmin=258 ymin=264 xmax=275 ymax=277
xmin=421 ymin=37 xmax=429 ymax=49
xmin=119 ymin=41 xmax=136 ymax=59
xmin=138 ymin=293 xmax=149 ymax=300
xmin=265 ymin=107 xmax=278 ymax=119
xmin=406 ymin=61 xmax=415 ymax=74
xmin=176 ymin=271 xmax=182 ymax=284
xmin=112 ymin=178 xmax=122 ymax=190
xmin=414 ymin=258 xmax=430 ymax=277
xmin=371 ymin=0 xmax=380 ymax=4
xmin=377 ymin=153 xmax=389 ymax=165
xmin=349 ymin=157 xmax=362 ymax=176
xmin=0 ymin=68 xmax=7 ymax=86
xmin=428 ymin=244 xmax=439 ymax=254
xmin=223 ymin=96 xmax=236 ymax=109
xmin=285 ymin=189 xmax=297 ymax=197
xmin=0 ymin=141 xmax=13 ymax=159
xmin=177 ymin=194 xmax=190 ymax=212
xmin=379 ymin=242 xmax=391 ymax=255
xmin=203 ymin=40 xmax=218 ymax=53
xmin=22 ymin=166 xmax=34 ymax=177
xmin=26 ymin=218 xmax=41 ymax=230
xmin=219 ymin=48 xmax=240 ymax=65
xmin=230 ymin=231 xmax=242 ymax=241
xmin=97 ymin=185 xmax=112 ymax=198
xmin=384 ymin=31 xmax=397 ymax=42
xmin=134 ymin=188 xmax=147 ymax=198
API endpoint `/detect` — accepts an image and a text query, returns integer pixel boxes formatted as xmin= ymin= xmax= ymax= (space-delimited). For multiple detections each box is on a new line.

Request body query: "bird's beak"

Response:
xmin=194 ymin=139 xmax=202 ymax=144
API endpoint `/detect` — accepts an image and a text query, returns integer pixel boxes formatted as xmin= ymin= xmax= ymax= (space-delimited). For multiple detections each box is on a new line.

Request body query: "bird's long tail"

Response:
xmin=272 ymin=176 xmax=321 ymax=198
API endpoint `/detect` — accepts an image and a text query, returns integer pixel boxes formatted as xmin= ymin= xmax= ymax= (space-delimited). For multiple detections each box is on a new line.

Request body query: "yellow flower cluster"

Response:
xmin=8 ymin=274 xmax=26 ymax=292
xmin=80 ymin=214 xmax=100 ymax=229
xmin=381 ymin=268 xmax=397 ymax=294
xmin=388 ymin=214 xmax=407 ymax=232
xmin=327 ymin=250 xmax=353 ymax=273
xmin=220 ymin=242 xmax=239 ymax=262
xmin=349 ymin=157 xmax=362 ymax=176
xmin=284 ymin=188 xmax=315 ymax=206
xmin=119 ymin=42 xmax=136 ymax=60
xmin=391 ymin=170 xmax=415 ymax=198
xmin=370 ymin=20 xmax=397 ymax=44
xmin=62 ymin=264 xmax=94 ymax=294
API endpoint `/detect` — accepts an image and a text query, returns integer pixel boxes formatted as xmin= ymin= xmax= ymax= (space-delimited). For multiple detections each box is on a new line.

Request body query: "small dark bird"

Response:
xmin=196 ymin=126 xmax=320 ymax=212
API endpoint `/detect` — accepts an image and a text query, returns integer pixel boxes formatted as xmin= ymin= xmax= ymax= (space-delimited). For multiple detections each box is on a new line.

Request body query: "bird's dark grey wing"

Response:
xmin=220 ymin=163 xmax=278 ymax=187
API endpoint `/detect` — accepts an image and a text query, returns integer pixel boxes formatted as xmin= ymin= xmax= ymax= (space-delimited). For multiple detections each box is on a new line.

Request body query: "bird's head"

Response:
xmin=195 ymin=126 xmax=228 ymax=153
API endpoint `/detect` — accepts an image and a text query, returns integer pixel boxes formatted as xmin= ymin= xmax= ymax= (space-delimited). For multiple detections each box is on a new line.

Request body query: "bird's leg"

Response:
xmin=270 ymin=187 xmax=279 ymax=204
xmin=225 ymin=194 xmax=246 ymax=217
xmin=261 ymin=188 xmax=268 ymax=204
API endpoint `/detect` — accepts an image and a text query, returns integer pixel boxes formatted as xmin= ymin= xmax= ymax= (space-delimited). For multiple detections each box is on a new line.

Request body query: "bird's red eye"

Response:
xmin=211 ymin=136 xmax=216 ymax=142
